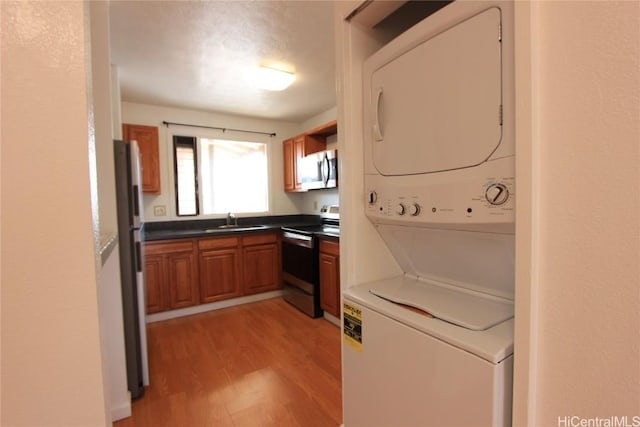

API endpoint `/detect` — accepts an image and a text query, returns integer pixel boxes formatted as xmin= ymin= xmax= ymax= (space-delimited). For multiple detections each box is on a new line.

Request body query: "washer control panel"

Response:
xmin=365 ymin=158 xmax=515 ymax=231
xmin=485 ymin=183 xmax=510 ymax=205
xmin=367 ymin=179 xmax=514 ymax=223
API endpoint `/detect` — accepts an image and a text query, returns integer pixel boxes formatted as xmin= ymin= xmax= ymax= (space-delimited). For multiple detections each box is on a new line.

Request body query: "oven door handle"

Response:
xmin=282 ymin=232 xmax=314 ymax=248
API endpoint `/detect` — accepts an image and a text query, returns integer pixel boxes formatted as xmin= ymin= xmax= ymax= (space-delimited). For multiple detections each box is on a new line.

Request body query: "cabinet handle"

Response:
xmin=373 ymin=88 xmax=384 ymax=141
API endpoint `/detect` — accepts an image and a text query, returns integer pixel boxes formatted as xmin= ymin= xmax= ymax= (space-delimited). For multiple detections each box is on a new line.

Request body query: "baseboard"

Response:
xmin=111 ymin=398 xmax=132 ymax=422
xmin=146 ymin=290 xmax=284 ymax=323
xmin=324 ymin=311 xmax=341 ymax=327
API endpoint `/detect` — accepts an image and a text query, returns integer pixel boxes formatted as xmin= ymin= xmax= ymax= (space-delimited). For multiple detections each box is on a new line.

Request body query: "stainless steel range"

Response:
xmin=280 ymin=219 xmax=339 ymax=318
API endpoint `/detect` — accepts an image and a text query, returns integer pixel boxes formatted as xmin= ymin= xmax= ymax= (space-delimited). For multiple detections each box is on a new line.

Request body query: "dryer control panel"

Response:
xmin=365 ymin=157 xmax=515 ymax=233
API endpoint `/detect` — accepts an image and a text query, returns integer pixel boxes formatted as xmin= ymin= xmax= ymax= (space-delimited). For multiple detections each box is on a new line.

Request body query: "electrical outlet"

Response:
xmin=154 ymin=205 xmax=166 ymax=216
xmin=313 ymin=201 xmax=318 ymax=210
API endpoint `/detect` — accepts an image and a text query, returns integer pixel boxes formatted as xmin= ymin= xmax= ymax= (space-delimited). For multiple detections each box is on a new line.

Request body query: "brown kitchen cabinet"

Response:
xmin=198 ymin=236 xmax=242 ymax=303
xmin=283 ymin=129 xmax=330 ymax=193
xmin=283 ymin=138 xmax=299 ymax=192
xmin=319 ymin=238 xmax=340 ymax=317
xmin=144 ymin=231 xmax=283 ymax=314
xmin=241 ymin=232 xmax=281 ymax=295
xmin=122 ymin=123 xmax=161 ymax=194
xmin=143 ymin=240 xmax=199 ymax=313
xmin=282 ymin=135 xmax=318 ymax=192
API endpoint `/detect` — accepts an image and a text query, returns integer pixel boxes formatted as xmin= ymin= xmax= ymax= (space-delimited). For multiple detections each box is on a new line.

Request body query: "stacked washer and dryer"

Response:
xmin=342 ymin=1 xmax=516 ymax=426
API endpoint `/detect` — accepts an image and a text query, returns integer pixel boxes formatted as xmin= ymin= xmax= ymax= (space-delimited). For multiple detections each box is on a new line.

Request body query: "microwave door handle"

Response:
xmin=322 ymin=154 xmax=330 ymax=186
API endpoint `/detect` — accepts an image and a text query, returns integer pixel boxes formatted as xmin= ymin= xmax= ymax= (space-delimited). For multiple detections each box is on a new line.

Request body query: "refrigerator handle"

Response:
xmin=134 ymin=240 xmax=142 ymax=273
xmin=132 ymin=185 xmax=140 ymax=217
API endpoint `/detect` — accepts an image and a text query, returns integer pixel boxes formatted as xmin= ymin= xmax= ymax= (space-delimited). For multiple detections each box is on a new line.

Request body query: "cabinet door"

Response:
xmin=319 ymin=240 xmax=340 ymax=317
xmin=166 ymin=251 xmax=199 ymax=309
xmin=123 ymin=123 xmax=161 ymax=194
xmin=283 ymin=136 xmax=305 ymax=192
xmin=144 ymin=254 xmax=166 ymax=314
xmin=293 ymin=136 xmax=305 ymax=190
xmin=284 ymin=133 xmax=328 ymax=192
xmin=243 ymin=243 xmax=280 ymax=295
xmin=283 ymin=138 xmax=295 ymax=192
xmin=199 ymin=248 xmax=241 ymax=303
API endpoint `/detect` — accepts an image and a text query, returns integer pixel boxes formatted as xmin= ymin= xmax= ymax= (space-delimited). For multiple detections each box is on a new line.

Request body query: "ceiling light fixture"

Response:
xmin=254 ymin=66 xmax=296 ymax=91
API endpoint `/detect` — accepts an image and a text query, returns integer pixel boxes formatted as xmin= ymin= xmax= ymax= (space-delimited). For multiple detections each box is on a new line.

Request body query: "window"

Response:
xmin=173 ymin=135 xmax=269 ymax=216
xmin=173 ymin=136 xmax=198 ymax=216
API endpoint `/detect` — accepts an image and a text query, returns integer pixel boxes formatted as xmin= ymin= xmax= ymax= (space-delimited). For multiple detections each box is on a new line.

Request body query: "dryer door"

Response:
xmin=368 ymin=7 xmax=503 ymax=176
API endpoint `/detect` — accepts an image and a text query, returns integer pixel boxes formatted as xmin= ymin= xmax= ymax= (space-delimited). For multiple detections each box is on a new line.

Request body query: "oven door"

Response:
xmin=281 ymin=231 xmax=322 ymax=317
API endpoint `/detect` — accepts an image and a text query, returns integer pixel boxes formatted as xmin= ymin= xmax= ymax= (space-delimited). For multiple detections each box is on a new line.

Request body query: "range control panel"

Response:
xmin=365 ymin=158 xmax=515 ymax=232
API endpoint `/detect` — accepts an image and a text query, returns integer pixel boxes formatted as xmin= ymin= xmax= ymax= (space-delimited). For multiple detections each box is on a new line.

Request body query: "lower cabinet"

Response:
xmin=319 ymin=238 xmax=341 ymax=317
xmin=144 ymin=240 xmax=199 ymax=314
xmin=143 ymin=231 xmax=281 ymax=314
xmin=242 ymin=233 xmax=281 ymax=295
xmin=198 ymin=236 xmax=242 ymax=303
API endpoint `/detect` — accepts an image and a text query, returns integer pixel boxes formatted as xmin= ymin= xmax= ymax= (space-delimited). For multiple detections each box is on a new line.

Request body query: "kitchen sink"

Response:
xmin=204 ymin=225 xmax=269 ymax=233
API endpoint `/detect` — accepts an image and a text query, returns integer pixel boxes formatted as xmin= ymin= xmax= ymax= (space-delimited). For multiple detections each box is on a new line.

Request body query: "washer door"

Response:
xmin=368 ymin=7 xmax=502 ymax=176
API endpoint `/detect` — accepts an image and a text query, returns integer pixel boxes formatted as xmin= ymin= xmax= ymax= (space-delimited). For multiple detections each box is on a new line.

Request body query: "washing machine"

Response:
xmin=343 ymin=1 xmax=515 ymax=425
xmin=342 ymin=226 xmax=515 ymax=426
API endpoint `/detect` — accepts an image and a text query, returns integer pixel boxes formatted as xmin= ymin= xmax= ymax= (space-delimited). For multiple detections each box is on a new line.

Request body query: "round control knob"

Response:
xmin=396 ymin=203 xmax=406 ymax=215
xmin=409 ymin=203 xmax=421 ymax=216
xmin=368 ymin=191 xmax=377 ymax=205
xmin=485 ymin=183 xmax=510 ymax=205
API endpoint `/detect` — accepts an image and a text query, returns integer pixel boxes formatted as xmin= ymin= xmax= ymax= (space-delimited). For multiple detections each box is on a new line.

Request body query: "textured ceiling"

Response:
xmin=109 ymin=1 xmax=336 ymax=122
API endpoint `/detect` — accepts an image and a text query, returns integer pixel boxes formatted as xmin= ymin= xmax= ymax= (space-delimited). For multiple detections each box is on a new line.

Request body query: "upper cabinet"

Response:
xmin=306 ymin=120 xmax=337 ymax=141
xmin=283 ymin=138 xmax=300 ymax=192
xmin=283 ymin=120 xmax=337 ymax=193
xmin=123 ymin=123 xmax=161 ymax=194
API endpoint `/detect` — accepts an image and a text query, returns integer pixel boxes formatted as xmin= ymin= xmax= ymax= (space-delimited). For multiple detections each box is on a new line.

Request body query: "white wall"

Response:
xmin=514 ymin=2 xmax=640 ymax=424
xmin=293 ymin=186 xmax=340 ymax=215
xmin=111 ymin=66 xmax=123 ymax=139
xmin=1 ymin=2 xmax=109 ymax=425
xmin=90 ymin=2 xmax=130 ymax=421
xmin=98 ymin=243 xmax=130 ymax=420
xmin=299 ymin=106 xmax=337 ymax=132
xmin=93 ymin=2 xmax=117 ymax=235
xmin=334 ymin=1 xmax=403 ymax=293
xmin=121 ymin=102 xmax=303 ymax=221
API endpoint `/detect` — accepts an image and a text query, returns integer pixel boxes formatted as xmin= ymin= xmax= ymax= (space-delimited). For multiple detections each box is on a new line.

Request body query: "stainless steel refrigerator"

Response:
xmin=114 ymin=139 xmax=149 ymax=399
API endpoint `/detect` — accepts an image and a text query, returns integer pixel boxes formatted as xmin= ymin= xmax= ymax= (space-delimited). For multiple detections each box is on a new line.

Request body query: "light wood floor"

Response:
xmin=113 ymin=297 xmax=343 ymax=427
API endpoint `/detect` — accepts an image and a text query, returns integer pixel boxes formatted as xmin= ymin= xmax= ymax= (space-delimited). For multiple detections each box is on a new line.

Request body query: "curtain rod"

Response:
xmin=162 ymin=121 xmax=276 ymax=137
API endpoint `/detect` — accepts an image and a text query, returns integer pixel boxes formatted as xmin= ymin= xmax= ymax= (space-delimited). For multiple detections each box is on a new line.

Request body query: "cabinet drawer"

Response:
xmin=242 ymin=232 xmax=277 ymax=246
xmin=198 ymin=236 xmax=239 ymax=250
xmin=319 ymin=238 xmax=340 ymax=256
xmin=144 ymin=240 xmax=194 ymax=255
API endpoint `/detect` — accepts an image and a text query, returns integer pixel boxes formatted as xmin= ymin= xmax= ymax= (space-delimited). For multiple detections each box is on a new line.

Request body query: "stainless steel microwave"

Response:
xmin=300 ymin=149 xmax=338 ymax=190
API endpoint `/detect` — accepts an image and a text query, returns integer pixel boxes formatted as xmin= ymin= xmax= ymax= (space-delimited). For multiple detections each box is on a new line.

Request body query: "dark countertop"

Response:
xmin=144 ymin=214 xmax=339 ymax=242
xmin=317 ymin=232 xmax=340 ymax=240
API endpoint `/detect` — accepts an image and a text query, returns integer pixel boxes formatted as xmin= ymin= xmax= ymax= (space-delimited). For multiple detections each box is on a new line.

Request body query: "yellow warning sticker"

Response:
xmin=343 ymin=301 xmax=363 ymax=352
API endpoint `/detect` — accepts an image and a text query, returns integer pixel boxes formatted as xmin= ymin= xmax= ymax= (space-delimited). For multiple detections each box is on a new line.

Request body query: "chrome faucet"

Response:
xmin=226 ymin=212 xmax=237 ymax=226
